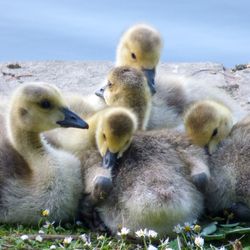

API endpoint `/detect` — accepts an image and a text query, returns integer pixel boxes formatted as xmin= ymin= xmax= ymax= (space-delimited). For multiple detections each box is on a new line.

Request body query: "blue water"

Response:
xmin=0 ymin=0 xmax=249 ymax=67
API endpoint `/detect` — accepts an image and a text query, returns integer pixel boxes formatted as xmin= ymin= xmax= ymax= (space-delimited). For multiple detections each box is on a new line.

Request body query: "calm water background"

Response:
xmin=0 ymin=0 xmax=249 ymax=67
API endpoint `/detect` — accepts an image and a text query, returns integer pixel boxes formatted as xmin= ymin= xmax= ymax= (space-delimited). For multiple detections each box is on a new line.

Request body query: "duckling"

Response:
xmin=96 ymin=66 xmax=152 ymax=130
xmin=116 ymin=24 xmax=163 ymax=94
xmin=204 ymin=114 xmax=250 ymax=219
xmin=81 ymin=129 xmax=208 ymax=236
xmin=0 ymin=82 xmax=89 ymax=224
xmin=45 ymin=106 xmax=137 ymax=204
xmin=96 ymin=66 xmax=183 ymax=129
xmin=184 ymin=100 xmax=233 ymax=154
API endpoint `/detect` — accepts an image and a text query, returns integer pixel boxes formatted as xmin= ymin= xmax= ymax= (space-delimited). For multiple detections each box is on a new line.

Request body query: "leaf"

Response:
xmin=220 ymin=222 xmax=240 ymax=228
xmin=201 ymin=223 xmax=217 ymax=236
xmin=168 ymin=238 xmax=179 ymax=250
xmin=225 ymin=227 xmax=250 ymax=235
xmin=203 ymin=233 xmax=226 ymax=241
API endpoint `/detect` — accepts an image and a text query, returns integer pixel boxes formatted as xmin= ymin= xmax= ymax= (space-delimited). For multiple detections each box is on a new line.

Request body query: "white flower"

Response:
xmin=194 ymin=236 xmax=204 ymax=248
xmin=135 ymin=229 xmax=146 ymax=238
xmin=219 ymin=247 xmax=226 ymax=250
xmin=97 ymin=235 xmax=105 ymax=240
xmin=147 ymin=245 xmax=157 ymax=250
xmin=173 ymin=224 xmax=182 ymax=234
xmin=50 ymin=245 xmax=56 ymax=249
xmin=147 ymin=229 xmax=158 ymax=238
xmin=63 ymin=236 xmax=73 ymax=245
xmin=79 ymin=234 xmax=88 ymax=242
xmin=84 ymin=241 xmax=92 ymax=247
xmin=20 ymin=235 xmax=29 ymax=241
xmin=117 ymin=227 xmax=130 ymax=236
xmin=80 ymin=234 xmax=91 ymax=246
xmin=165 ymin=248 xmax=174 ymax=250
xmin=76 ymin=220 xmax=82 ymax=226
xmin=160 ymin=238 xmax=169 ymax=246
xmin=38 ymin=229 xmax=45 ymax=234
xmin=35 ymin=235 xmax=43 ymax=242
xmin=43 ymin=221 xmax=55 ymax=229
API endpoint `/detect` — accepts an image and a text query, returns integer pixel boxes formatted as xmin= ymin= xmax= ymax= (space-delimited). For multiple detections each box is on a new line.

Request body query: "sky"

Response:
xmin=0 ymin=0 xmax=249 ymax=67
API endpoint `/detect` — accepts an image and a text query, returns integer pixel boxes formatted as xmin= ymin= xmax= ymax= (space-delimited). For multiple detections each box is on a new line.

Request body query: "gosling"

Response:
xmin=96 ymin=66 xmax=183 ymax=129
xmin=82 ymin=128 xmax=208 ymax=236
xmin=116 ymin=23 xmax=163 ymax=94
xmin=0 ymin=82 xmax=88 ymax=224
xmin=205 ymin=114 xmax=250 ymax=221
xmin=184 ymin=100 xmax=233 ymax=154
xmin=45 ymin=107 xmax=137 ymax=204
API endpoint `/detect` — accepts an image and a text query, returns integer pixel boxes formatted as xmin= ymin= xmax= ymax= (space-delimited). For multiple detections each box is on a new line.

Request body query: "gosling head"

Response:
xmin=96 ymin=107 xmax=137 ymax=169
xmin=95 ymin=66 xmax=151 ymax=129
xmin=9 ymin=82 xmax=89 ymax=132
xmin=116 ymin=24 xmax=163 ymax=94
xmin=184 ymin=100 xmax=233 ymax=154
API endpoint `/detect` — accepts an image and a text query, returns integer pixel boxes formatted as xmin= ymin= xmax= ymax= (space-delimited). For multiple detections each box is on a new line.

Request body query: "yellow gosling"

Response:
xmin=184 ymin=100 xmax=233 ymax=154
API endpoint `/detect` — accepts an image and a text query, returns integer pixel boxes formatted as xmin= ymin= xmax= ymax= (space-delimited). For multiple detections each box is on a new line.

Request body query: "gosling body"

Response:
xmin=0 ymin=82 xmax=88 ymax=224
xmin=82 ymin=130 xmax=207 ymax=236
xmin=205 ymin=117 xmax=250 ymax=214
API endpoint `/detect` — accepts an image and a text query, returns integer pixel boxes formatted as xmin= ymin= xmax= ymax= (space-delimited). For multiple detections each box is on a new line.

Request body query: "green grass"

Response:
xmin=0 ymin=219 xmax=250 ymax=250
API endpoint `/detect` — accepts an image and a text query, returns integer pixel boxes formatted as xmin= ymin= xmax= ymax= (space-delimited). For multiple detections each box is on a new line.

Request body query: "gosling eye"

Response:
xmin=211 ymin=128 xmax=218 ymax=138
xmin=131 ymin=53 xmax=136 ymax=60
xmin=107 ymin=81 xmax=112 ymax=87
xmin=103 ymin=133 xmax=106 ymax=140
xmin=40 ymin=99 xmax=52 ymax=109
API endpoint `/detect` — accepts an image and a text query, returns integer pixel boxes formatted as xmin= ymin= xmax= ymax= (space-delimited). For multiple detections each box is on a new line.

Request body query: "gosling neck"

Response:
xmin=122 ymin=92 xmax=152 ymax=130
xmin=8 ymin=112 xmax=44 ymax=162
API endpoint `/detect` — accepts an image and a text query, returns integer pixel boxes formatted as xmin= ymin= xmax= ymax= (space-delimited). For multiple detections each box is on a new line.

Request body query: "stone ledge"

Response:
xmin=0 ymin=61 xmax=249 ymax=111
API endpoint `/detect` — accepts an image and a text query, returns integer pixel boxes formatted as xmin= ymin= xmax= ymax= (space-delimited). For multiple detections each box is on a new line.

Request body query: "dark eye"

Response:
xmin=103 ymin=133 xmax=106 ymax=140
xmin=40 ymin=99 xmax=52 ymax=109
xmin=107 ymin=81 xmax=112 ymax=87
xmin=211 ymin=128 xmax=218 ymax=138
xmin=131 ymin=53 xmax=136 ymax=60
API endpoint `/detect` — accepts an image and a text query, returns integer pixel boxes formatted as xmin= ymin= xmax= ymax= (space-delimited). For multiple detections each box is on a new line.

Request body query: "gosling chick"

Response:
xmin=79 ymin=107 xmax=138 ymax=227
xmin=96 ymin=66 xmax=182 ymax=129
xmin=0 ymin=82 xmax=88 ymax=224
xmin=205 ymin=114 xmax=250 ymax=220
xmin=184 ymin=100 xmax=233 ymax=154
xmin=116 ymin=23 xmax=163 ymax=94
xmin=45 ymin=107 xmax=137 ymax=203
xmin=82 ymin=129 xmax=208 ymax=236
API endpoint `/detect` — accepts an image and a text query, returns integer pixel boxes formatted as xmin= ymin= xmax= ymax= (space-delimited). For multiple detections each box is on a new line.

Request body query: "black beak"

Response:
xmin=102 ymin=150 xmax=118 ymax=169
xmin=57 ymin=107 xmax=89 ymax=129
xmin=95 ymin=86 xmax=106 ymax=99
xmin=142 ymin=68 xmax=156 ymax=95
xmin=204 ymin=145 xmax=211 ymax=156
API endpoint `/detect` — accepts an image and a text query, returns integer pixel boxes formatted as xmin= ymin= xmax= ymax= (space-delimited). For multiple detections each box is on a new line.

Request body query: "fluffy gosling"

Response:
xmin=184 ymin=100 xmax=233 ymax=154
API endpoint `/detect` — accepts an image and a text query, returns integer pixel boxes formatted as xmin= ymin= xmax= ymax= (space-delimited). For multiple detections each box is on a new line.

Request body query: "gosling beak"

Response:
xmin=142 ymin=68 xmax=156 ymax=95
xmin=204 ymin=145 xmax=211 ymax=156
xmin=57 ymin=107 xmax=89 ymax=129
xmin=95 ymin=86 xmax=105 ymax=99
xmin=102 ymin=150 xmax=118 ymax=169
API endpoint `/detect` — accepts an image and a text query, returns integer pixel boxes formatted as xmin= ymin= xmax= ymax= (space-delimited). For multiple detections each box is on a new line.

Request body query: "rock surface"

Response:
xmin=0 ymin=61 xmax=250 ymax=112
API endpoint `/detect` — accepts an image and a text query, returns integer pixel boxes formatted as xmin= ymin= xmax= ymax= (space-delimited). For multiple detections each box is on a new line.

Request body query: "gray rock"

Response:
xmin=0 ymin=61 xmax=250 ymax=112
